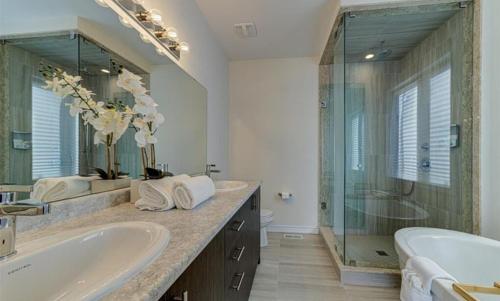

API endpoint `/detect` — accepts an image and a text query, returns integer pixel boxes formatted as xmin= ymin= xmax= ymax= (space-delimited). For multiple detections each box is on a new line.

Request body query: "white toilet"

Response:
xmin=260 ymin=209 xmax=274 ymax=247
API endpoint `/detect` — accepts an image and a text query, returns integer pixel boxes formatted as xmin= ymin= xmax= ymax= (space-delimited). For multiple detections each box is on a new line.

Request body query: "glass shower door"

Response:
xmin=342 ymin=2 xmax=474 ymax=269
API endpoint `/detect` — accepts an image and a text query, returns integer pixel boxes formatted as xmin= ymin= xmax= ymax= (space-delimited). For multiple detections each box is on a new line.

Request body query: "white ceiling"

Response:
xmin=195 ymin=0 xmax=335 ymax=60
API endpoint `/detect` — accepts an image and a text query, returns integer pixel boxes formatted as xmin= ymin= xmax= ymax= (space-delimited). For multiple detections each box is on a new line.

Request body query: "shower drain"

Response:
xmin=376 ymin=250 xmax=389 ymax=256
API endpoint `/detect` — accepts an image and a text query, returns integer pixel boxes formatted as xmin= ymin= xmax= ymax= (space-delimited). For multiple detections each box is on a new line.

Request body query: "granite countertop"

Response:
xmin=16 ymin=181 xmax=261 ymax=301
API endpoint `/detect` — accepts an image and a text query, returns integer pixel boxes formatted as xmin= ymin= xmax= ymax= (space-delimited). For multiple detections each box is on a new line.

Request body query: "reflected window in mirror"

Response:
xmin=32 ymin=77 xmax=79 ymax=180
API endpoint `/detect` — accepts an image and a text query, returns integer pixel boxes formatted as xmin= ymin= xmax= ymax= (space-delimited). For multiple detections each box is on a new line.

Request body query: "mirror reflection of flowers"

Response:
xmin=39 ymin=63 xmax=133 ymax=180
xmin=117 ymin=68 xmax=165 ymax=180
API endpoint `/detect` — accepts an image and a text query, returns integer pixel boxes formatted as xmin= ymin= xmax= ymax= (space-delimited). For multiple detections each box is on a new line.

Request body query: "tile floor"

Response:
xmin=249 ymin=232 xmax=401 ymax=301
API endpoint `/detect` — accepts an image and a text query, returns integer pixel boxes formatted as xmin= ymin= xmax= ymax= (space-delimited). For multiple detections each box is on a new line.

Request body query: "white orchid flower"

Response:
xmin=77 ymin=87 xmax=94 ymax=100
xmin=134 ymin=130 xmax=147 ymax=147
xmin=142 ymin=112 xmax=165 ymax=129
xmin=119 ymin=68 xmax=142 ymax=82
xmin=43 ymin=77 xmax=64 ymax=91
xmin=62 ymin=72 xmax=82 ymax=86
xmin=133 ymin=118 xmax=147 ymax=129
xmin=134 ymin=129 xmax=158 ymax=147
xmin=136 ymin=94 xmax=157 ymax=107
xmin=52 ymin=84 xmax=74 ymax=98
xmin=93 ymin=131 xmax=107 ymax=145
xmin=68 ymin=98 xmax=83 ymax=116
xmin=113 ymin=114 xmax=132 ymax=143
xmin=117 ymin=69 xmax=144 ymax=93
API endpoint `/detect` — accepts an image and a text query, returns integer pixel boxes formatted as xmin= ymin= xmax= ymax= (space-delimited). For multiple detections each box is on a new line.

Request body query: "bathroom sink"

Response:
xmin=215 ymin=180 xmax=248 ymax=192
xmin=0 ymin=221 xmax=169 ymax=301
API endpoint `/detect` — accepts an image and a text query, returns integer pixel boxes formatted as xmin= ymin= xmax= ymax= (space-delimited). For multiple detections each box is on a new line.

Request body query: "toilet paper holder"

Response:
xmin=278 ymin=192 xmax=293 ymax=199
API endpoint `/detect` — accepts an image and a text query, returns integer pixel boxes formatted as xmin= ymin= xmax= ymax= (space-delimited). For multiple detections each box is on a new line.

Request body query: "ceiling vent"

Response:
xmin=234 ymin=22 xmax=257 ymax=38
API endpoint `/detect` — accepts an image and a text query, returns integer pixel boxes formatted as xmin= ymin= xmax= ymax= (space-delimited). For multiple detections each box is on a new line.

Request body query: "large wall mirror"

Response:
xmin=0 ymin=0 xmax=207 ymax=201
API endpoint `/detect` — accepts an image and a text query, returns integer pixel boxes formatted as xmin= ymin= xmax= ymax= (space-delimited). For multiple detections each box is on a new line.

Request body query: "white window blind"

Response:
xmin=397 ymin=85 xmax=418 ymax=181
xmin=32 ymin=86 xmax=79 ymax=179
xmin=429 ymin=68 xmax=451 ymax=186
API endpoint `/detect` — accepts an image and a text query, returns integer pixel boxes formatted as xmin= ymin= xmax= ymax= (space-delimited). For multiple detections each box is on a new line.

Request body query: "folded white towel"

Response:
xmin=400 ymin=256 xmax=457 ymax=301
xmin=31 ymin=176 xmax=98 ymax=202
xmin=173 ymin=176 xmax=215 ymax=209
xmin=135 ymin=174 xmax=190 ymax=211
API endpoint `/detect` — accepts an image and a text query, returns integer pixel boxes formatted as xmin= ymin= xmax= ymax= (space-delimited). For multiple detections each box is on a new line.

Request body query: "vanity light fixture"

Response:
xmin=365 ymin=53 xmax=375 ymax=60
xmin=135 ymin=8 xmax=162 ymax=26
xmin=101 ymin=68 xmax=111 ymax=74
xmin=94 ymin=0 xmax=190 ymax=61
xmin=165 ymin=27 xmax=178 ymax=39
xmin=177 ymin=42 xmax=190 ymax=52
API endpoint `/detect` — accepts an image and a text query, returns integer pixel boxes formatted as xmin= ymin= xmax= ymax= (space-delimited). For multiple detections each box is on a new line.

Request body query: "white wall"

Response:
xmin=147 ymin=0 xmax=230 ymax=178
xmin=480 ymin=0 xmax=500 ymax=240
xmin=229 ymin=58 xmax=319 ymax=233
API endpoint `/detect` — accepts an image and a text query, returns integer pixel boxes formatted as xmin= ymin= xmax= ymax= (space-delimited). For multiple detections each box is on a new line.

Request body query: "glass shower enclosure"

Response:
xmin=319 ymin=1 xmax=474 ymax=269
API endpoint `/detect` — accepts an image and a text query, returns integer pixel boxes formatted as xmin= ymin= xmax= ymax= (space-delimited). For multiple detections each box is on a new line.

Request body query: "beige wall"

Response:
xmin=229 ymin=58 xmax=319 ymax=233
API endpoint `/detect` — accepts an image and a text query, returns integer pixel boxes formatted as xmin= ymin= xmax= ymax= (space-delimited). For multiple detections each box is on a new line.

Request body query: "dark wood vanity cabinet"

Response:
xmin=161 ymin=188 xmax=260 ymax=301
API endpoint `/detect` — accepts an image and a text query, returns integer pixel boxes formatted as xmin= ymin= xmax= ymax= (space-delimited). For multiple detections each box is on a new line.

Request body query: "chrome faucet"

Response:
xmin=205 ymin=164 xmax=220 ymax=178
xmin=0 ymin=185 xmax=50 ymax=259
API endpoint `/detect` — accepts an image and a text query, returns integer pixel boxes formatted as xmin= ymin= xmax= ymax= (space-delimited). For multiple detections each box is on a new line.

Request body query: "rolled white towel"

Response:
xmin=135 ymin=174 xmax=190 ymax=211
xmin=400 ymin=256 xmax=457 ymax=301
xmin=31 ymin=176 xmax=98 ymax=202
xmin=173 ymin=176 xmax=215 ymax=210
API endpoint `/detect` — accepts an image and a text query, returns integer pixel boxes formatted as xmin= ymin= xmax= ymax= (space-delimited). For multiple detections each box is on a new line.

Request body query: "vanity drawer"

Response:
xmin=224 ymin=241 xmax=253 ymax=301
xmin=224 ymin=203 xmax=250 ymax=254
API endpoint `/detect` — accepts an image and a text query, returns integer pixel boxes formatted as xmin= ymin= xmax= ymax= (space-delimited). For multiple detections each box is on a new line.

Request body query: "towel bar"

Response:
xmin=453 ymin=282 xmax=500 ymax=301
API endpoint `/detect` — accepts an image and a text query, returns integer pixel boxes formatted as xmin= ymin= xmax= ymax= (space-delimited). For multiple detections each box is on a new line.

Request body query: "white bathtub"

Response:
xmin=395 ymin=227 xmax=500 ymax=301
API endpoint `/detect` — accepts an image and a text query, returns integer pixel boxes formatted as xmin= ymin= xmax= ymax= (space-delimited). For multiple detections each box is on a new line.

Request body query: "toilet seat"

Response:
xmin=261 ymin=209 xmax=273 ymax=218
xmin=261 ymin=209 xmax=274 ymax=225
xmin=260 ymin=208 xmax=273 ymax=247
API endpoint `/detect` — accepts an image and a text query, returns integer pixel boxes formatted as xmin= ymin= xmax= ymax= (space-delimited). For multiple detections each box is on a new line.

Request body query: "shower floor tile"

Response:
xmin=337 ymin=235 xmax=399 ymax=269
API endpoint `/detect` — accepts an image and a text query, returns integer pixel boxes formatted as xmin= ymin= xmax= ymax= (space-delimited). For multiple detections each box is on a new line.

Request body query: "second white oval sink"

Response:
xmin=215 ymin=180 xmax=248 ymax=192
xmin=0 ymin=221 xmax=169 ymax=301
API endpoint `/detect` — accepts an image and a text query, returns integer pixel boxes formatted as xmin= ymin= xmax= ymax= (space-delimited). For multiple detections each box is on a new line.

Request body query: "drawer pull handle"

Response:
xmin=232 ymin=246 xmax=246 ymax=262
xmin=232 ymin=220 xmax=245 ymax=232
xmin=172 ymin=290 xmax=188 ymax=301
xmin=231 ymin=272 xmax=245 ymax=291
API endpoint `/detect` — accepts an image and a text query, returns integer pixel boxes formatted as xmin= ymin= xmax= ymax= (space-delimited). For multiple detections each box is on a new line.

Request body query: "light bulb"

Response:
xmin=365 ymin=53 xmax=375 ymax=60
xmin=177 ymin=42 xmax=190 ymax=52
xmin=166 ymin=27 xmax=178 ymax=39
xmin=149 ymin=9 xmax=163 ymax=25
xmin=119 ymin=16 xmax=133 ymax=28
xmin=95 ymin=0 xmax=108 ymax=7
xmin=139 ymin=32 xmax=151 ymax=44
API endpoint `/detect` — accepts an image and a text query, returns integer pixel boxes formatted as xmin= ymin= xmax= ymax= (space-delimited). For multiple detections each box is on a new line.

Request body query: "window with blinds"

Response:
xmin=32 ymin=85 xmax=79 ymax=180
xmin=397 ymin=85 xmax=418 ymax=182
xmin=429 ymin=68 xmax=451 ymax=187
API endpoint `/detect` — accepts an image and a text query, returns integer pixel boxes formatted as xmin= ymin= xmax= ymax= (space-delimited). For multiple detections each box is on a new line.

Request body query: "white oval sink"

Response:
xmin=215 ymin=180 xmax=248 ymax=192
xmin=0 ymin=221 xmax=169 ymax=301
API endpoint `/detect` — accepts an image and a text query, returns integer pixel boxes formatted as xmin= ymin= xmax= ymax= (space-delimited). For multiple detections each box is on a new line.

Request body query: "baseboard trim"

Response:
xmin=267 ymin=224 xmax=319 ymax=234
